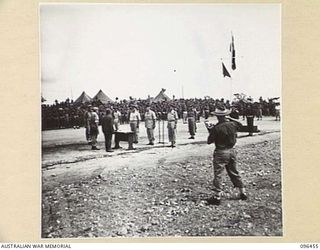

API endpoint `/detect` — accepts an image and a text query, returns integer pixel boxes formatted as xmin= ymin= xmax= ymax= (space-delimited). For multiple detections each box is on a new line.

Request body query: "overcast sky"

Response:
xmin=40 ymin=4 xmax=281 ymax=104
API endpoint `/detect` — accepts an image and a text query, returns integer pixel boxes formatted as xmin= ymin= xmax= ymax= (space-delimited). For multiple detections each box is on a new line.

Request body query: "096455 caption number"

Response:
xmin=300 ymin=244 xmax=319 ymax=249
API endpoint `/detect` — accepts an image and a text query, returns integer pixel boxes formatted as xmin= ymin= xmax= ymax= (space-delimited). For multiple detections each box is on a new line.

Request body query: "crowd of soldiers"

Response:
xmin=80 ymin=97 xmax=280 ymax=150
xmin=41 ymin=96 xmax=280 ymax=130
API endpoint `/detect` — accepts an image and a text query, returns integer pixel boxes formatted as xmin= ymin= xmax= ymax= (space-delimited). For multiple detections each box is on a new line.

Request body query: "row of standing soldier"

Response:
xmin=83 ymin=101 xmax=274 ymax=151
xmin=84 ymin=105 xmax=178 ymax=151
xmin=42 ymin=96 xmax=280 ymax=130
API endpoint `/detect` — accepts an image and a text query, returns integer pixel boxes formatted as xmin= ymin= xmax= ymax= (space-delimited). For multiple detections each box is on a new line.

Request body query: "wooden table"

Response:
xmin=238 ymin=125 xmax=260 ymax=133
xmin=113 ymin=131 xmax=135 ymax=150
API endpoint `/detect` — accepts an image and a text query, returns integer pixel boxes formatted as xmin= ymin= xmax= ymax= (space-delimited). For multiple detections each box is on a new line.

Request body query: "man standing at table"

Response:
xmin=101 ymin=108 xmax=114 ymax=152
xmin=144 ymin=106 xmax=156 ymax=145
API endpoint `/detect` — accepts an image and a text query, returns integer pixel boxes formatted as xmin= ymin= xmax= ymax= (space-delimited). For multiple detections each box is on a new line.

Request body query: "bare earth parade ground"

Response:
xmin=42 ymin=117 xmax=281 ymax=238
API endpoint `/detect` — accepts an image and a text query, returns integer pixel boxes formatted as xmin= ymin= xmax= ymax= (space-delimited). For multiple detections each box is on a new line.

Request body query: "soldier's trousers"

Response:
xmin=246 ymin=116 xmax=254 ymax=134
xmin=212 ymin=148 xmax=244 ymax=194
xmin=85 ymin=126 xmax=91 ymax=141
xmin=146 ymin=128 xmax=155 ymax=143
xmin=90 ymin=132 xmax=98 ymax=147
xmin=167 ymin=121 xmax=176 ymax=144
xmin=104 ymin=133 xmax=113 ymax=151
xmin=188 ymin=117 xmax=196 ymax=136
xmin=90 ymin=125 xmax=99 ymax=147
xmin=130 ymin=121 xmax=139 ymax=143
xmin=114 ymin=119 xmax=119 ymax=131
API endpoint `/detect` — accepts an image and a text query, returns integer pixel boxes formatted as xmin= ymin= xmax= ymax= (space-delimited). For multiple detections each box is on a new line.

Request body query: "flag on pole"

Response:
xmin=222 ymin=62 xmax=231 ymax=78
xmin=230 ymin=34 xmax=236 ymax=70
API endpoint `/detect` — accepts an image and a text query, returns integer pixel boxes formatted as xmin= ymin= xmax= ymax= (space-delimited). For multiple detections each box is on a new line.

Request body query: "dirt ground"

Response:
xmin=41 ymin=117 xmax=282 ymax=238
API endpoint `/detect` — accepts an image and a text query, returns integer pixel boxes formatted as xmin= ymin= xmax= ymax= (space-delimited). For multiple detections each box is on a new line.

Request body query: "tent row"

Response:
xmin=73 ymin=88 xmax=171 ymax=105
xmin=74 ymin=89 xmax=113 ymax=105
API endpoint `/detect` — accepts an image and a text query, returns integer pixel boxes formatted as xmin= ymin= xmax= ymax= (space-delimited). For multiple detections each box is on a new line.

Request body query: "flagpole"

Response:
xmin=230 ymin=32 xmax=234 ymax=102
xmin=230 ymin=77 xmax=233 ymax=102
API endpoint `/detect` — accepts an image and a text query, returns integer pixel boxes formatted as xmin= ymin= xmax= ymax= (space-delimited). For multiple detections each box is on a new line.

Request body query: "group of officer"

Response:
xmin=84 ymin=101 xmax=265 ymax=151
xmin=84 ymin=105 xmax=119 ymax=151
xmin=84 ymin=104 xmax=202 ymax=150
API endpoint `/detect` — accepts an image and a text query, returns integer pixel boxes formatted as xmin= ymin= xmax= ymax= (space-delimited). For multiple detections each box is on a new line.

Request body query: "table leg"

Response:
xmin=128 ymin=134 xmax=135 ymax=150
xmin=113 ymin=134 xmax=121 ymax=149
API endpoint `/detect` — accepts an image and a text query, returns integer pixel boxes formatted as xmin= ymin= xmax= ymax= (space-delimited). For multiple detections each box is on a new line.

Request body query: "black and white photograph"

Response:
xmin=40 ymin=3 xmax=282 ymax=238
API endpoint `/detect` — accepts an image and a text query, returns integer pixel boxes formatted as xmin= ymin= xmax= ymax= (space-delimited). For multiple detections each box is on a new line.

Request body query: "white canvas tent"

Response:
xmin=153 ymin=88 xmax=171 ymax=102
xmin=92 ymin=89 xmax=113 ymax=104
xmin=73 ymin=91 xmax=92 ymax=104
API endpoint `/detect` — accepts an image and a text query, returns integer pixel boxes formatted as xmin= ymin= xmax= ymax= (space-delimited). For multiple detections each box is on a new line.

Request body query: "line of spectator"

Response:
xmin=41 ymin=96 xmax=280 ymax=130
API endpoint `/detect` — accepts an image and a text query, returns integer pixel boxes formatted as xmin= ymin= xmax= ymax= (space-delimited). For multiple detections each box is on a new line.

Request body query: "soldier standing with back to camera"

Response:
xmin=101 ymin=108 xmax=114 ymax=152
xmin=205 ymin=104 xmax=247 ymax=205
